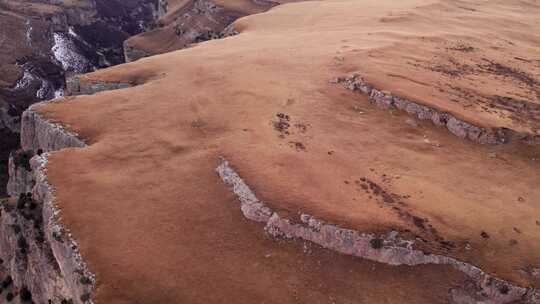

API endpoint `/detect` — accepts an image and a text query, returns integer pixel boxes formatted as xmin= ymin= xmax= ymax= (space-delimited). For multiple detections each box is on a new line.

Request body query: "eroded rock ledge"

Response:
xmin=333 ymin=74 xmax=538 ymax=145
xmin=1 ymin=102 xmax=93 ymax=303
xmin=216 ymin=157 xmax=540 ymax=304
xmin=66 ymin=76 xmax=133 ymax=96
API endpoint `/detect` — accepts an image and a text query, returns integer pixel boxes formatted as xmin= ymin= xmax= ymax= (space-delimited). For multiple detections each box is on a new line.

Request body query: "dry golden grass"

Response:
xmin=36 ymin=0 xmax=540 ymax=302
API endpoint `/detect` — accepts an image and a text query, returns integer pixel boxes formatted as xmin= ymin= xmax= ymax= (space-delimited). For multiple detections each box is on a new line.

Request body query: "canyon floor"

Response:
xmin=17 ymin=0 xmax=540 ymax=303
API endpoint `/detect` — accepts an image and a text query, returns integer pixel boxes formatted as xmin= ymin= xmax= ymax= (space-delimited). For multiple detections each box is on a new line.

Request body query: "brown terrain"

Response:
xmin=0 ymin=0 xmax=164 ymax=197
xmin=123 ymin=0 xmax=296 ymax=61
xmin=3 ymin=0 xmax=540 ymax=303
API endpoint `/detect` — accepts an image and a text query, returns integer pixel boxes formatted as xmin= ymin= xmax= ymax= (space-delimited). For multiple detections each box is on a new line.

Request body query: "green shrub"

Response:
xmin=17 ymin=236 xmax=28 ymax=254
xmin=370 ymin=238 xmax=384 ymax=249
xmin=2 ymin=276 xmax=12 ymax=288
xmin=80 ymin=293 xmax=91 ymax=302
xmin=12 ymin=150 xmax=33 ymax=172
xmin=19 ymin=287 xmax=32 ymax=301
xmin=79 ymin=276 xmax=92 ymax=285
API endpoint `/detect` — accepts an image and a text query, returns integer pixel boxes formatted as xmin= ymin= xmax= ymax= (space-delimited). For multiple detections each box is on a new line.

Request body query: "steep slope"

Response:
xmin=6 ymin=0 xmax=540 ymax=303
xmin=0 ymin=0 xmax=166 ymax=196
xmin=123 ymin=0 xmax=296 ymax=61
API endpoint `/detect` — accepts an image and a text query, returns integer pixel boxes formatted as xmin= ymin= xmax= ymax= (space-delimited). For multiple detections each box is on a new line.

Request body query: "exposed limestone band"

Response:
xmin=66 ymin=76 xmax=132 ymax=96
xmin=332 ymin=74 xmax=532 ymax=145
xmin=2 ymin=101 xmax=94 ymax=304
xmin=216 ymin=157 xmax=540 ymax=304
xmin=5 ymin=101 xmax=539 ymax=303
xmin=21 ymin=103 xmax=86 ymax=152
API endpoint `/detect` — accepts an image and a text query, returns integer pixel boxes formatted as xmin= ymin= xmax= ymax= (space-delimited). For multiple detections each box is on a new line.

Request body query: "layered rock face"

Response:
xmin=0 ymin=0 xmax=166 ymax=196
xmin=1 ymin=103 xmax=90 ymax=303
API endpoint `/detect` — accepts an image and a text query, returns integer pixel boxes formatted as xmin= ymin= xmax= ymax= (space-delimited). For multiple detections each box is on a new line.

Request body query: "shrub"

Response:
xmin=80 ymin=293 xmax=91 ymax=302
xmin=17 ymin=236 xmax=28 ymax=254
xmin=11 ymin=225 xmax=21 ymax=234
xmin=17 ymin=193 xmax=35 ymax=210
xmin=19 ymin=287 xmax=32 ymax=301
xmin=2 ymin=276 xmax=13 ymax=288
xmin=12 ymin=150 xmax=33 ymax=172
xmin=79 ymin=276 xmax=92 ymax=285
xmin=370 ymin=238 xmax=384 ymax=249
xmin=17 ymin=194 xmax=27 ymax=210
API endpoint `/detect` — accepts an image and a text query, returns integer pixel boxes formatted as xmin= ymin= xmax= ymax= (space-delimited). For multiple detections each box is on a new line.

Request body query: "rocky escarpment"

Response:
xmin=123 ymin=0 xmax=274 ymax=62
xmin=1 ymin=102 xmax=92 ymax=303
xmin=6 ymin=150 xmax=35 ymax=198
xmin=216 ymin=158 xmax=540 ymax=304
xmin=6 ymin=74 xmax=119 ymax=196
xmin=334 ymin=74 xmax=539 ymax=145
xmin=0 ymin=0 xmax=164 ymax=121
xmin=0 ymin=128 xmax=19 ymax=197
xmin=0 ymin=0 xmax=167 ymax=196
xmin=66 ymin=77 xmax=133 ymax=96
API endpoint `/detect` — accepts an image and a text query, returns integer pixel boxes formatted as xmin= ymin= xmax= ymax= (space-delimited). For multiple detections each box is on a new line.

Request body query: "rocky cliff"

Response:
xmin=1 ymin=102 xmax=90 ymax=304
xmin=0 ymin=0 xmax=167 ymax=196
xmin=123 ymin=0 xmax=277 ymax=62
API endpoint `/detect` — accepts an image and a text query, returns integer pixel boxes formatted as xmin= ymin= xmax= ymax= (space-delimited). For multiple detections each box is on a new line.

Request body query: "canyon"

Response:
xmin=0 ymin=0 xmax=167 ymax=197
xmin=1 ymin=0 xmax=540 ymax=303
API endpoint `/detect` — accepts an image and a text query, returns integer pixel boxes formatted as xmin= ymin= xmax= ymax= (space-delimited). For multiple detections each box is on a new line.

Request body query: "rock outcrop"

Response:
xmin=0 ymin=0 xmax=165 ymax=195
xmin=1 ymin=102 xmax=92 ymax=303
xmin=334 ymin=74 xmax=539 ymax=145
xmin=122 ymin=0 xmax=276 ymax=61
xmin=66 ymin=76 xmax=132 ymax=96
xmin=6 ymin=150 xmax=34 ymax=197
xmin=217 ymin=157 xmax=540 ymax=304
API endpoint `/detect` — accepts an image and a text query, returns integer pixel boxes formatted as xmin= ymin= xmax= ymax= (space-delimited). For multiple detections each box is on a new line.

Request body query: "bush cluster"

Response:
xmin=12 ymin=150 xmax=34 ymax=172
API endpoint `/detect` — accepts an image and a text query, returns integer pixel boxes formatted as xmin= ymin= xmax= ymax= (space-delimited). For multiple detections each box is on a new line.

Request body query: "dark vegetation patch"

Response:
xmin=289 ymin=141 xmax=306 ymax=152
xmin=0 ymin=128 xmax=20 ymax=197
xmin=429 ymin=57 xmax=476 ymax=77
xmin=79 ymin=276 xmax=92 ymax=285
xmin=17 ymin=235 xmax=28 ymax=254
xmin=294 ymin=123 xmax=309 ymax=133
xmin=478 ymin=59 xmax=540 ymax=92
xmin=80 ymin=292 xmax=91 ymax=302
xmin=357 ymin=177 xmax=397 ymax=204
xmin=2 ymin=276 xmax=12 ymax=289
xmin=447 ymin=44 xmax=475 ymax=52
xmin=12 ymin=150 xmax=34 ymax=172
xmin=273 ymin=113 xmax=291 ymax=137
xmin=412 ymin=216 xmax=426 ymax=229
xmin=355 ymin=177 xmax=455 ymax=251
xmin=370 ymin=238 xmax=384 ymax=249
xmin=19 ymin=287 xmax=32 ymax=302
xmin=16 ymin=193 xmax=41 ymax=222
